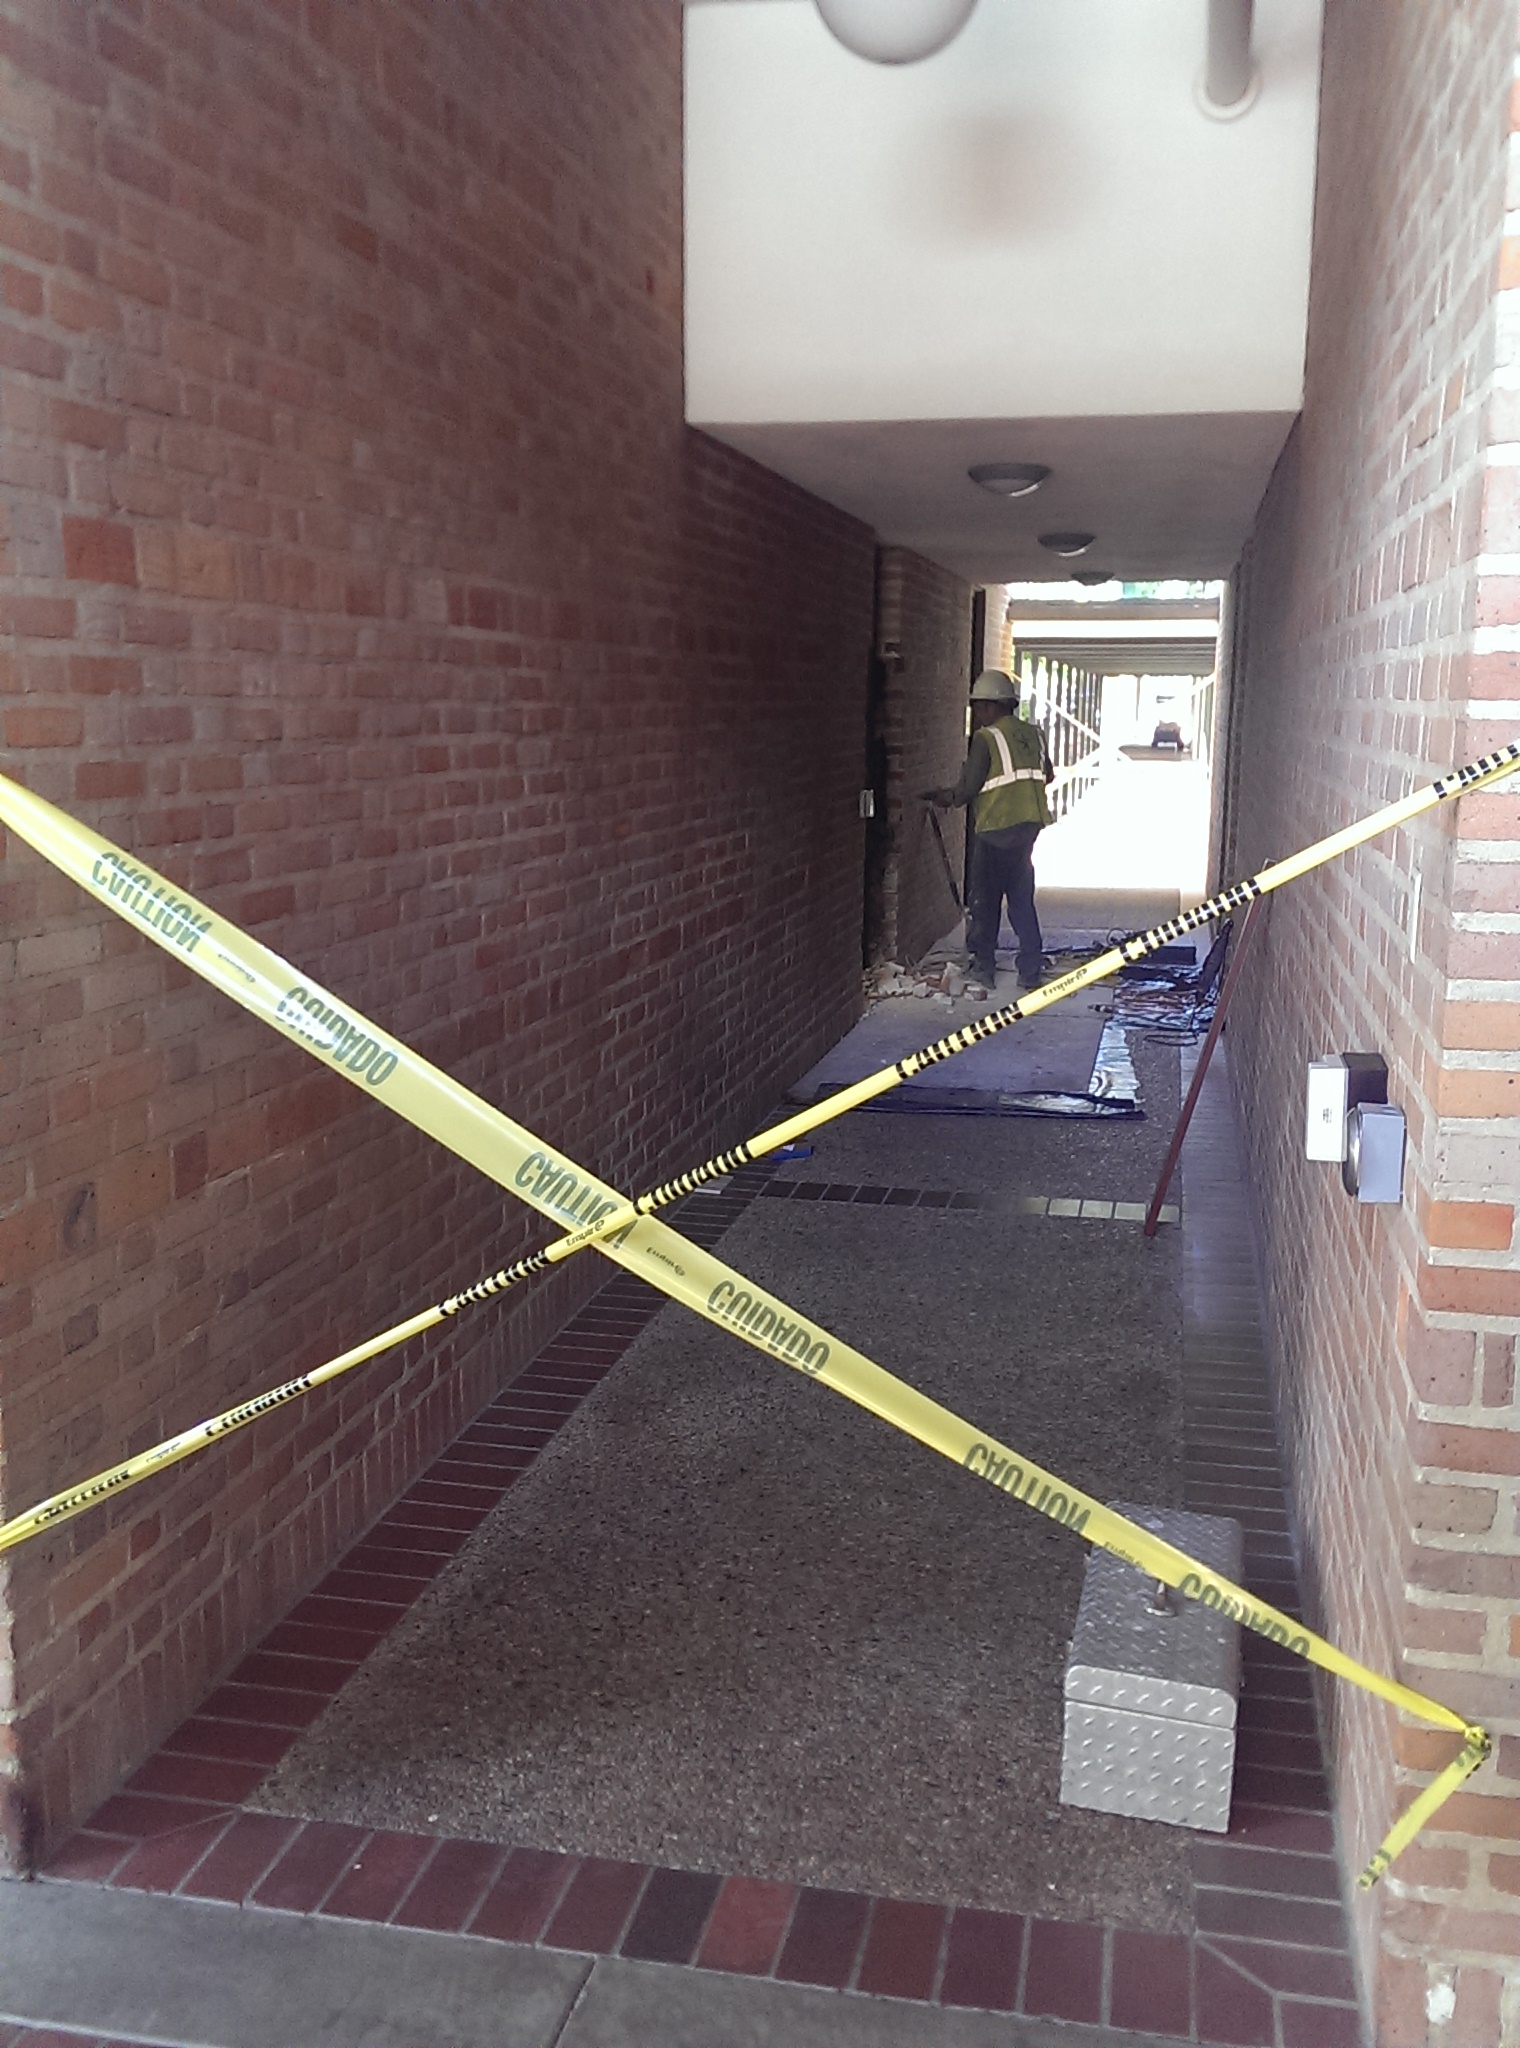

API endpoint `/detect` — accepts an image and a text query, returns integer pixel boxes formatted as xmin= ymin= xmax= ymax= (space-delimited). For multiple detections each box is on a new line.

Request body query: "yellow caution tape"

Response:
xmin=0 ymin=763 xmax=1503 ymax=1883
xmin=0 ymin=1308 xmax=445 ymax=1558
xmin=1356 ymin=1731 xmax=1492 ymax=1890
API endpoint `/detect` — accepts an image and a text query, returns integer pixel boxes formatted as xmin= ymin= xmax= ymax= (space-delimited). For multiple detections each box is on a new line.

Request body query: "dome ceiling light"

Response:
xmin=968 ymin=462 xmax=1051 ymax=498
xmin=813 ymin=0 xmax=979 ymax=65
xmin=1039 ymin=531 xmax=1096 ymax=558
xmin=1070 ymin=570 xmax=1116 ymax=586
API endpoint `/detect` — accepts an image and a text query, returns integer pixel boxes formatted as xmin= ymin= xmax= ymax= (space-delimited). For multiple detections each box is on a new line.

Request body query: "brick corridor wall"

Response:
xmin=866 ymin=546 xmax=971 ymax=969
xmin=0 ymin=0 xmax=874 ymax=1865
xmin=1225 ymin=1 xmax=1520 ymax=2038
xmin=976 ymin=581 xmax=1012 ymax=674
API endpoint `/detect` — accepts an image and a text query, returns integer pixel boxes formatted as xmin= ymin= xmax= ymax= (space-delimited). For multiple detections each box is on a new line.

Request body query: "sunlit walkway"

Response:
xmin=1038 ymin=758 xmax=1213 ymax=899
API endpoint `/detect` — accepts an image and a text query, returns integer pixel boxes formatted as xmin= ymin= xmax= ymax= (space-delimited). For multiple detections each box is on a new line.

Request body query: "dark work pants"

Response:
xmin=968 ymin=825 xmax=1043 ymax=979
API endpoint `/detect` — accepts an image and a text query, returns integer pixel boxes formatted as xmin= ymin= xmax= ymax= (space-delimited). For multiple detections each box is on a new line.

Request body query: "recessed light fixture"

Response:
xmin=968 ymin=462 xmax=1051 ymax=498
xmin=1070 ymin=570 xmax=1116 ymax=586
xmin=1039 ymin=532 xmax=1096 ymax=557
xmin=814 ymin=0 xmax=978 ymax=64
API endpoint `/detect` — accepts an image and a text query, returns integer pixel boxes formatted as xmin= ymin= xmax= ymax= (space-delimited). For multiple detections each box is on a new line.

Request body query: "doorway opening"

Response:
xmin=1006 ymin=583 xmax=1222 ymax=928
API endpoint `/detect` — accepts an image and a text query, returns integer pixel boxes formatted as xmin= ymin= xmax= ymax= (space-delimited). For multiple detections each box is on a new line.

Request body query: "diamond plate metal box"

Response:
xmin=1060 ymin=1503 xmax=1244 ymax=1833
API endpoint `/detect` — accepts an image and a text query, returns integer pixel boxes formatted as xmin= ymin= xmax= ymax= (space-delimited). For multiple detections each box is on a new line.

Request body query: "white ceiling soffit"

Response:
xmin=1006 ymin=601 xmax=1219 ymax=622
xmin=703 ymin=411 xmax=1297 ymax=583
xmin=1012 ymin=637 xmax=1218 ymax=675
xmin=684 ymin=0 xmax=1321 ymax=579
xmin=685 ymin=0 xmax=1322 ymax=425
xmin=1008 ymin=604 xmax=1220 ymax=675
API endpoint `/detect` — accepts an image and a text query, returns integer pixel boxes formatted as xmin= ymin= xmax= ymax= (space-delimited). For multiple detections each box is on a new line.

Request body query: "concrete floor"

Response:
xmin=793 ymin=987 xmax=1107 ymax=1099
xmin=775 ymin=956 xmax=1167 ymax=1198
xmin=0 ymin=1883 xmax=1186 ymax=2047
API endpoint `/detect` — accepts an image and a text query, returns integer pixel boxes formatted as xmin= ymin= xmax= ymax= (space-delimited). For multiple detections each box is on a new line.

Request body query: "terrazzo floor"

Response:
xmin=250 ymin=1026 xmax=1192 ymax=1926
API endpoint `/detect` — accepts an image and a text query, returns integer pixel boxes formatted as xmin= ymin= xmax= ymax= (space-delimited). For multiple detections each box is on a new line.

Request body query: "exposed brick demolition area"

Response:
xmin=1224 ymin=0 xmax=1520 ymax=2038
xmin=0 ymin=0 xmax=877 ymax=1867
xmin=863 ymin=546 xmax=972 ymax=971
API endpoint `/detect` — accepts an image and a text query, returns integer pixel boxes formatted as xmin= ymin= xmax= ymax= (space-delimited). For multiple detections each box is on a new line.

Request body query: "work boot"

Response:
xmin=969 ymin=958 xmax=996 ymax=986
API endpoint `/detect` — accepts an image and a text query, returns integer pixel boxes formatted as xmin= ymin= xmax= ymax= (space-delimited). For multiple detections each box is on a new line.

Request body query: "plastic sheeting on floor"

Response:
xmin=788 ymin=991 xmax=1127 ymax=1121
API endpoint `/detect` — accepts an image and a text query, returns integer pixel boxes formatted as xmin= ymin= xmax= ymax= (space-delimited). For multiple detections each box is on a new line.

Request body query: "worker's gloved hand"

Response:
xmin=921 ymin=788 xmax=955 ymax=806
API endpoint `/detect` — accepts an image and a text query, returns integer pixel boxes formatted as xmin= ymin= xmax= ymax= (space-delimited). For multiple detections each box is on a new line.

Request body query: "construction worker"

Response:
xmin=928 ymin=669 xmax=1053 ymax=990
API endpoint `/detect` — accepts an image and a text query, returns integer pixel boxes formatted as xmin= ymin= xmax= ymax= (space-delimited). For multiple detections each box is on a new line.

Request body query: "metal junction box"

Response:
xmin=1061 ymin=1505 xmax=1244 ymax=1833
xmin=1342 ymin=1100 xmax=1406 ymax=1204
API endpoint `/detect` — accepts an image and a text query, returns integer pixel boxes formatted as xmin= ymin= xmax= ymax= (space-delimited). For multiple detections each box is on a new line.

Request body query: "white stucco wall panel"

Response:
xmin=686 ymin=0 xmax=1323 ymax=425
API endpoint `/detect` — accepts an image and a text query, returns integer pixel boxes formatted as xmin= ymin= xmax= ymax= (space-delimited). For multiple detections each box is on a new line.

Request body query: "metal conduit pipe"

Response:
xmin=1201 ymin=0 xmax=1258 ymax=117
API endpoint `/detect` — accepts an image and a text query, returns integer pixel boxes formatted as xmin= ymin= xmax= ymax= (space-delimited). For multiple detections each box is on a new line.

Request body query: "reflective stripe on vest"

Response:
xmin=973 ymin=717 xmax=1052 ymax=833
xmin=981 ymin=725 xmax=1046 ymax=790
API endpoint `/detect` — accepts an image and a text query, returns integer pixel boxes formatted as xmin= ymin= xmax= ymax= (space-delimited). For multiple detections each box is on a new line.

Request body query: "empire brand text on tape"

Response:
xmin=1 ymin=757 xmax=1511 ymax=1884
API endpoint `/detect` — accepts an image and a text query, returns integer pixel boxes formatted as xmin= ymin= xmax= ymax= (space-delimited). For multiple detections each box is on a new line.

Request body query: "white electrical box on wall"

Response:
xmin=1305 ymin=1058 xmax=1350 ymax=1160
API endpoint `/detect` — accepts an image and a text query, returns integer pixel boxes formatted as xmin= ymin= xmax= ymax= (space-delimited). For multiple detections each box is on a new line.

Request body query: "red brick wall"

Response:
xmin=0 ymin=0 xmax=874 ymax=1865
xmin=865 ymin=546 xmax=971 ymax=969
xmin=1224 ymin=1 xmax=1520 ymax=2037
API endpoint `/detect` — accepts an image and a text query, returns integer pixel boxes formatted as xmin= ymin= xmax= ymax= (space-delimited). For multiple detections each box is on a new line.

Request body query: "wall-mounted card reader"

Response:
xmin=1305 ymin=1053 xmax=1405 ymax=1202
xmin=1305 ymin=1053 xmax=1387 ymax=1161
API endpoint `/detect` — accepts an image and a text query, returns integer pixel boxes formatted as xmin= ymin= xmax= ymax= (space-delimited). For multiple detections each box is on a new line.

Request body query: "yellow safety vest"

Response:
xmin=973 ymin=716 xmax=1051 ymax=833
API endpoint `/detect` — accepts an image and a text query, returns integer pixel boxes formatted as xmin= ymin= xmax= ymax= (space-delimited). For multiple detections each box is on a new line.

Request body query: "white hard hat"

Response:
xmin=970 ymin=669 xmax=1018 ymax=704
